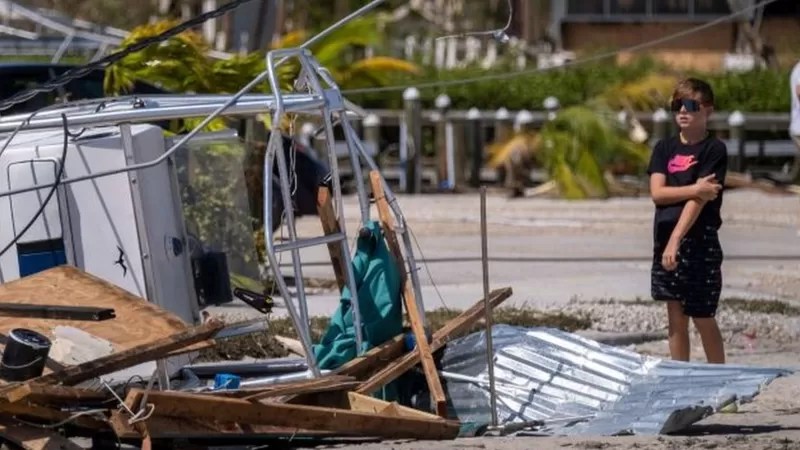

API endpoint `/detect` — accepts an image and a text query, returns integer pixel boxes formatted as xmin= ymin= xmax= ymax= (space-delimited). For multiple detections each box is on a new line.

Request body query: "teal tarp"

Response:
xmin=312 ymin=220 xmax=403 ymax=372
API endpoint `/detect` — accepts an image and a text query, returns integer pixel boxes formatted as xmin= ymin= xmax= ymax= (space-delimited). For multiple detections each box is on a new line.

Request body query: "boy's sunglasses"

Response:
xmin=670 ymin=98 xmax=704 ymax=112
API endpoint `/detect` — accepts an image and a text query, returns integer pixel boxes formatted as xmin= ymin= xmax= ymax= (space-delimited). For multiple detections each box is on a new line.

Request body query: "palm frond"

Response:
xmin=347 ymin=57 xmax=421 ymax=76
xmin=338 ymin=56 xmax=422 ymax=88
xmin=309 ymin=16 xmax=384 ymax=62
xmin=272 ymin=30 xmax=307 ymax=49
xmin=550 ymin=153 xmax=586 ymax=200
xmin=573 ymin=148 xmax=608 ymax=198
xmin=485 ymin=133 xmax=539 ymax=169
xmin=600 ymin=74 xmax=678 ymax=112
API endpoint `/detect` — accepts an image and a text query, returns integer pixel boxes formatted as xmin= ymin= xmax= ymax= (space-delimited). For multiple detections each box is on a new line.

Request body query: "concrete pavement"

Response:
xmin=207 ymin=189 xmax=800 ymax=321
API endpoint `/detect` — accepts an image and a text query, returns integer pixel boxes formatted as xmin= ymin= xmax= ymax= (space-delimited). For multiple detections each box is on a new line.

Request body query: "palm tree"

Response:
xmin=102 ymin=15 xmax=420 ymax=281
xmin=103 ymin=19 xmax=217 ymax=96
xmin=270 ymin=13 xmax=421 ymax=90
xmin=537 ymin=106 xmax=650 ymax=199
xmin=105 ymin=13 xmax=419 ymax=96
xmin=486 ymin=77 xmax=661 ymax=200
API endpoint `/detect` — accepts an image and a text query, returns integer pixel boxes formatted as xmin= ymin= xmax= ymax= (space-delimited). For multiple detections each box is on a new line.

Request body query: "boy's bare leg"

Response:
xmin=667 ymin=301 xmax=690 ymax=361
xmin=693 ymin=317 xmax=725 ymax=363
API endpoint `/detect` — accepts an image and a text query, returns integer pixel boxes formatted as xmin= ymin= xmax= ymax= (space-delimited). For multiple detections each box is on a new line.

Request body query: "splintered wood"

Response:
xmin=0 ymin=200 xmax=516 ymax=447
xmin=0 ymin=266 xmax=211 ymax=361
xmin=368 ymin=170 xmax=448 ymax=418
xmin=121 ymin=388 xmax=459 ymax=440
xmin=316 ymin=183 xmax=348 ymax=291
xmin=356 ymin=287 xmax=513 ymax=395
xmin=1 ymin=318 xmax=224 ymax=399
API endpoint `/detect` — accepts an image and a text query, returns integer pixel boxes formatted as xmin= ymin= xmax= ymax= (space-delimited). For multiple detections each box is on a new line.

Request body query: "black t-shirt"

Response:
xmin=646 ymin=134 xmax=727 ymax=243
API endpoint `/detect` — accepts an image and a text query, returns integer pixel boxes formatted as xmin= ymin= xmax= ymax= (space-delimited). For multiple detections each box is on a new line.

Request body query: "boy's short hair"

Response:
xmin=671 ymin=77 xmax=715 ymax=106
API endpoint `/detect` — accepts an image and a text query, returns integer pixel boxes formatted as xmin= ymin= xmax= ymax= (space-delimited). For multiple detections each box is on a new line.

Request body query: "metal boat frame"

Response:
xmin=0 ymin=0 xmax=427 ymax=377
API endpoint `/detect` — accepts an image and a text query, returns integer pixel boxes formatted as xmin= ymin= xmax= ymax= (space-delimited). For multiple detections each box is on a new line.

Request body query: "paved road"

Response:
xmin=207 ymin=189 xmax=800 ymax=321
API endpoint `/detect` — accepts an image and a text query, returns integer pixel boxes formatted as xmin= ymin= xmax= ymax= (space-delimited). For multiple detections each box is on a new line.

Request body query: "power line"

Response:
xmin=0 ymin=0 xmax=776 ymax=110
xmin=0 ymin=0 xmax=257 ymax=113
xmin=341 ymin=0 xmax=779 ymax=96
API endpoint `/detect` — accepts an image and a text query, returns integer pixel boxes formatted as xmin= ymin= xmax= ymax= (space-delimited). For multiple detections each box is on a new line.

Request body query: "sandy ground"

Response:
xmin=316 ymin=345 xmax=800 ymax=450
xmin=207 ymin=188 xmax=800 ymax=450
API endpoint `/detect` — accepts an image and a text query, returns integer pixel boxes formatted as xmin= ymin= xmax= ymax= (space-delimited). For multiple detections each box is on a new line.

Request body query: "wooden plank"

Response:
xmin=285 ymin=333 xmax=404 ymax=406
xmin=274 ymin=335 xmax=305 ymax=356
xmin=108 ymin=410 xmax=336 ymax=440
xmin=0 ymin=266 xmax=212 ymax=373
xmin=0 ymin=420 xmax=84 ymax=450
xmin=344 ymin=391 xmax=390 ymax=415
xmin=288 ymin=333 xmax=406 ymax=408
xmin=110 ymin=410 xmax=233 ymax=440
xmin=125 ymin=388 xmax=460 ymax=440
xmin=209 ymin=375 xmax=356 ymax=399
xmin=12 ymin=319 xmax=224 ymax=390
xmin=367 ymin=171 xmax=405 ymax=273
xmin=346 ymin=392 xmax=442 ymax=421
xmin=316 ymin=184 xmax=347 ymax=292
xmin=403 ymin=278 xmax=448 ymax=417
xmin=0 ymin=383 xmax=110 ymax=405
xmin=356 ymin=287 xmax=513 ymax=396
xmin=368 ymin=171 xmax=447 ymax=418
xmin=0 ymin=402 xmax=106 ymax=430
xmin=335 ymin=333 xmax=405 ymax=379
xmin=242 ymin=376 xmax=359 ymax=401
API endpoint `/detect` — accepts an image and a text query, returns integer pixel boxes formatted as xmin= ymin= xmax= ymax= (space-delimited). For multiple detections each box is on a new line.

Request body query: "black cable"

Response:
xmin=406 ymin=223 xmax=452 ymax=313
xmin=0 ymin=113 xmax=69 ymax=258
xmin=0 ymin=0 xmax=257 ymax=113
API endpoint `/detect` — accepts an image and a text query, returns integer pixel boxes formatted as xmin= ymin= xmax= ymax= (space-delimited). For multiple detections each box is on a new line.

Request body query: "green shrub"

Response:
xmin=702 ymin=69 xmax=790 ymax=112
xmin=348 ymin=58 xmax=792 ymax=113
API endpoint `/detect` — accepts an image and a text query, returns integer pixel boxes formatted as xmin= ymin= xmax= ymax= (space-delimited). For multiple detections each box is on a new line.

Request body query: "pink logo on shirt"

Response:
xmin=667 ymin=154 xmax=697 ymax=174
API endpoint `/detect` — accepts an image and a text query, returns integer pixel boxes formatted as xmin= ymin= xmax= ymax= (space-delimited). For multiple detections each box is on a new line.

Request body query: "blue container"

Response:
xmin=404 ymin=332 xmax=416 ymax=351
xmin=213 ymin=373 xmax=240 ymax=390
xmin=403 ymin=328 xmax=434 ymax=352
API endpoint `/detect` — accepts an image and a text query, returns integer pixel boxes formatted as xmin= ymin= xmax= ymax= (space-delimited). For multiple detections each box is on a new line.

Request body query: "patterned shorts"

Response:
xmin=651 ymin=226 xmax=724 ymax=318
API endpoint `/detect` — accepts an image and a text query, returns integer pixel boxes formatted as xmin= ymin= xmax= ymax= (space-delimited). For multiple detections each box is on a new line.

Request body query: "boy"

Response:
xmin=647 ymin=78 xmax=727 ymax=364
xmin=790 ymin=58 xmax=800 ymax=183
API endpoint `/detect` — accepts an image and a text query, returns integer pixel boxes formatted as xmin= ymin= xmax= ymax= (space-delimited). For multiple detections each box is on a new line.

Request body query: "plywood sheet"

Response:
xmin=0 ymin=266 xmax=207 ymax=367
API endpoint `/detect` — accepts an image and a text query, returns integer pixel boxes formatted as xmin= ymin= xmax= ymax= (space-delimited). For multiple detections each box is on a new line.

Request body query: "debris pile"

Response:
xmin=0 ymin=265 xmax=514 ymax=449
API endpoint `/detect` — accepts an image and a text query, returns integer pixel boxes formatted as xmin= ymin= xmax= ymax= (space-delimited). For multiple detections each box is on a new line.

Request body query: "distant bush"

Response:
xmin=349 ymin=58 xmax=793 ymax=113
xmin=702 ymin=70 xmax=790 ymax=112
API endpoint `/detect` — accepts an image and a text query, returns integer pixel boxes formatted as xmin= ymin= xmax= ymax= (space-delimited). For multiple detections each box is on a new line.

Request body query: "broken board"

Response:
xmin=123 ymin=388 xmax=460 ymax=440
xmin=0 ymin=266 xmax=210 ymax=374
xmin=108 ymin=411 xmax=340 ymax=441
xmin=368 ymin=171 xmax=447 ymax=418
xmin=357 ymin=287 xmax=513 ymax=395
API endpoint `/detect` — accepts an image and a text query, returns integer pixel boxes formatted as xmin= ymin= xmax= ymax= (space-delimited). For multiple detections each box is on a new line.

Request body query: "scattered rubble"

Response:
xmin=554 ymin=297 xmax=800 ymax=348
xmin=0 ymin=265 xmax=512 ymax=449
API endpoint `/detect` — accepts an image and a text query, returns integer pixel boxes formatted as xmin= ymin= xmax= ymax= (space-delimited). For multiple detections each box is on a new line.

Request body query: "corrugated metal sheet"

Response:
xmin=439 ymin=325 xmax=791 ymax=436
